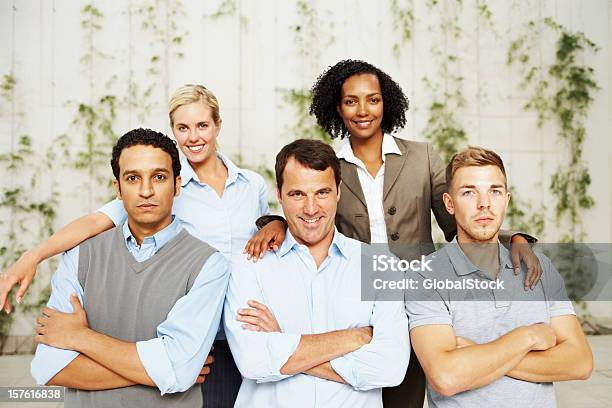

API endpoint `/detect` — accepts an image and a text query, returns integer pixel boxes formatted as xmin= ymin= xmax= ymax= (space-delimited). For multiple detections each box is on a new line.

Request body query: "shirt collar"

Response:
xmin=180 ymin=151 xmax=247 ymax=187
xmin=122 ymin=216 xmax=181 ymax=250
xmin=445 ymin=237 xmax=514 ymax=276
xmin=336 ymin=134 xmax=402 ymax=166
xmin=278 ymin=227 xmax=349 ymax=260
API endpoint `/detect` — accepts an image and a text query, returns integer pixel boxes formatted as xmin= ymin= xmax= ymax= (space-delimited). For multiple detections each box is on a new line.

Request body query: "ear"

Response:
xmin=113 ymin=179 xmax=122 ymax=200
xmin=442 ymin=192 xmax=454 ymax=215
xmin=336 ymin=181 xmax=342 ymax=202
xmin=174 ymin=176 xmax=182 ymax=197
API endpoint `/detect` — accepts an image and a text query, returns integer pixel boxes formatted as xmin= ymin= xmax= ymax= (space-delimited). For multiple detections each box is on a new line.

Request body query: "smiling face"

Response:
xmin=278 ymin=157 xmax=339 ymax=250
xmin=337 ymin=73 xmax=384 ymax=142
xmin=113 ymin=145 xmax=180 ymax=234
xmin=171 ymin=101 xmax=220 ymax=165
xmin=443 ymin=165 xmax=510 ymax=244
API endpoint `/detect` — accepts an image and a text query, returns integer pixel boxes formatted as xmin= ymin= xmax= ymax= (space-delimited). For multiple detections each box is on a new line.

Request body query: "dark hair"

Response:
xmin=111 ymin=128 xmax=181 ymax=183
xmin=310 ymin=59 xmax=409 ymax=139
xmin=275 ymin=139 xmax=341 ymax=191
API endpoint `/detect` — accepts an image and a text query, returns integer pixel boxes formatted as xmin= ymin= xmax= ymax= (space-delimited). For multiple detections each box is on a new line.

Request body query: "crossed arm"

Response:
xmin=410 ymin=315 xmax=593 ymax=397
xmin=32 ymin=248 xmax=227 ymax=393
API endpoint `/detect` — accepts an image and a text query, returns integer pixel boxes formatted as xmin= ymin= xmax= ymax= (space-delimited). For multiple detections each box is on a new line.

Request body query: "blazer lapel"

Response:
xmin=383 ymin=152 xmax=407 ymax=201
xmin=340 ymin=159 xmax=367 ymax=208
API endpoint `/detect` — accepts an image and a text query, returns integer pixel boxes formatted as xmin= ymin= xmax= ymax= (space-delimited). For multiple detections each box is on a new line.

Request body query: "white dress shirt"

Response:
xmin=336 ymin=134 xmax=402 ymax=244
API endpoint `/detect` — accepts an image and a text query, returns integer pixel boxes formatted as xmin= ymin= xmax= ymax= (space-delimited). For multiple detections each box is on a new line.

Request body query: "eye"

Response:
xmin=198 ymin=122 xmax=208 ymax=129
xmin=316 ymin=190 xmax=330 ymax=198
xmin=126 ymin=175 xmax=138 ymax=182
xmin=461 ymin=190 xmax=475 ymax=196
xmin=176 ymin=125 xmax=187 ymax=132
xmin=154 ymin=174 xmax=167 ymax=181
xmin=491 ymin=189 xmax=504 ymax=196
xmin=288 ymin=191 xmax=305 ymax=199
xmin=344 ymin=99 xmax=356 ymax=106
xmin=369 ymin=97 xmax=381 ymax=103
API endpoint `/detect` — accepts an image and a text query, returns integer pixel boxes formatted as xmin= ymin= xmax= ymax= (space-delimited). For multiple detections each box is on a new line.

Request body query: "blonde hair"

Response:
xmin=168 ymin=84 xmax=221 ymax=127
xmin=446 ymin=146 xmax=507 ymax=189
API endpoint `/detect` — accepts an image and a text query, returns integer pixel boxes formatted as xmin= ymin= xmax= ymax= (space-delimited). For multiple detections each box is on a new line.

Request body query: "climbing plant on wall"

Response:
xmin=508 ymin=18 xmax=598 ymax=243
xmin=421 ymin=0 xmax=468 ymax=163
xmin=0 ymin=73 xmax=60 ymax=349
xmin=283 ymin=0 xmax=334 ymax=145
xmin=62 ymin=4 xmax=119 ymax=209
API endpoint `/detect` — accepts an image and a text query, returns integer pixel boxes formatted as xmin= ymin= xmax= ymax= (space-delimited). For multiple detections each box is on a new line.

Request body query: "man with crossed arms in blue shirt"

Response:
xmin=31 ymin=128 xmax=229 ymax=407
xmin=224 ymin=139 xmax=410 ymax=407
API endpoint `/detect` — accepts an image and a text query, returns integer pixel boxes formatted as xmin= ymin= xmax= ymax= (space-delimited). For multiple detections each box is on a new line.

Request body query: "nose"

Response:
xmin=303 ymin=196 xmax=318 ymax=216
xmin=357 ymin=99 xmax=367 ymax=116
xmin=477 ymin=191 xmax=490 ymax=210
xmin=139 ymin=178 xmax=154 ymax=198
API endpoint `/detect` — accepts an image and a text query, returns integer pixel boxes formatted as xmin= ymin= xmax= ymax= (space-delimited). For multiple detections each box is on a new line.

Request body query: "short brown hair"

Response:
xmin=275 ymin=139 xmax=341 ymax=191
xmin=446 ymin=146 xmax=507 ymax=189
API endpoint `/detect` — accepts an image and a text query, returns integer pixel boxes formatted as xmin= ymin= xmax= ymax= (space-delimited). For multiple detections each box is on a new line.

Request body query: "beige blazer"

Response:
xmin=336 ymin=137 xmax=455 ymax=260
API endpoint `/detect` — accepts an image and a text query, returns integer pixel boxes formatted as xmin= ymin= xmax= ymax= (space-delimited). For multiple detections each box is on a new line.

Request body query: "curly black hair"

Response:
xmin=111 ymin=128 xmax=181 ymax=185
xmin=309 ymin=59 xmax=410 ymax=139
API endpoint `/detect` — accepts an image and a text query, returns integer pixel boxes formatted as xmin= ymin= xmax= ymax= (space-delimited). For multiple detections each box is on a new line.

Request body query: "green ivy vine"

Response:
xmin=421 ymin=0 xmax=468 ymax=163
xmin=508 ymin=18 xmax=599 ymax=243
xmin=389 ymin=0 xmax=414 ymax=58
xmin=0 ymin=74 xmax=60 ymax=348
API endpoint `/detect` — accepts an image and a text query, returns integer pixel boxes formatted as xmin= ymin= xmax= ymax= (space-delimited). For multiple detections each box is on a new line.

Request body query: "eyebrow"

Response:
xmin=122 ymin=168 xmax=170 ymax=176
xmin=458 ymin=184 xmax=506 ymax=189
xmin=343 ymin=92 xmax=382 ymax=98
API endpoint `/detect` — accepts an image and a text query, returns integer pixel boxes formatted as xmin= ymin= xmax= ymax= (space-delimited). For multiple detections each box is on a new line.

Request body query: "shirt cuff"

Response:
xmin=330 ymin=356 xmax=357 ymax=387
xmin=136 ymin=338 xmax=177 ymax=395
xmin=97 ymin=199 xmax=125 ymax=226
xmin=256 ymin=332 xmax=301 ymax=383
xmin=30 ymin=345 xmax=80 ymax=385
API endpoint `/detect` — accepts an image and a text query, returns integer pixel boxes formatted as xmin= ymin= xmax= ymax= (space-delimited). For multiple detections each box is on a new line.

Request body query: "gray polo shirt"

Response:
xmin=405 ymin=239 xmax=575 ymax=408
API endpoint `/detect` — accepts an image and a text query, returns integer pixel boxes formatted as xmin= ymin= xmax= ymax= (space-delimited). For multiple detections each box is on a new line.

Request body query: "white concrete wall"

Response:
xmin=1 ymin=0 xmax=611 ymax=337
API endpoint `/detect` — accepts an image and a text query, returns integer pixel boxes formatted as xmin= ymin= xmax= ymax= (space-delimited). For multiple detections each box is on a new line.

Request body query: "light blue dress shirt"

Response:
xmin=98 ymin=152 xmax=270 ymax=260
xmin=224 ymin=229 xmax=410 ymax=408
xmin=31 ymin=218 xmax=230 ymax=395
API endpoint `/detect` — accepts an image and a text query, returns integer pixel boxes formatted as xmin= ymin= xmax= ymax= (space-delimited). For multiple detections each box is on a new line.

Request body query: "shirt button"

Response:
xmin=391 ymin=232 xmax=399 ymax=241
xmin=388 ymin=206 xmax=397 ymax=215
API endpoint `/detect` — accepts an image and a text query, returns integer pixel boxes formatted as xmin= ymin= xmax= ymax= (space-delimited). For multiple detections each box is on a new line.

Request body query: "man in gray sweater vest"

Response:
xmin=31 ymin=128 xmax=230 ymax=408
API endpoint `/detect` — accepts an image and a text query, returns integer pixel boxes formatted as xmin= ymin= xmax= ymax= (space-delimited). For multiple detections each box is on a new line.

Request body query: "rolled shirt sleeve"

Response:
xmin=223 ymin=255 xmax=300 ymax=383
xmin=31 ymin=248 xmax=84 ymax=385
xmin=136 ymin=252 xmax=230 ymax=394
xmin=97 ymin=198 xmax=127 ymax=227
xmin=330 ymin=300 xmax=410 ymax=391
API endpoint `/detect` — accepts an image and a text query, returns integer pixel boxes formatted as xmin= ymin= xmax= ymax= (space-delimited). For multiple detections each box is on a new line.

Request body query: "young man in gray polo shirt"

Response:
xmin=405 ymin=146 xmax=593 ymax=407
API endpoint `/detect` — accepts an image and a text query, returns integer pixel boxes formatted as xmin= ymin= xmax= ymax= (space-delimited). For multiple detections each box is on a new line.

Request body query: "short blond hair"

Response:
xmin=168 ymin=84 xmax=221 ymax=126
xmin=446 ymin=146 xmax=507 ymax=189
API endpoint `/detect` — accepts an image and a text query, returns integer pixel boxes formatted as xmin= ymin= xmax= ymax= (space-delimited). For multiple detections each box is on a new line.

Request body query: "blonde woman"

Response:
xmin=1 ymin=84 xmax=285 ymax=407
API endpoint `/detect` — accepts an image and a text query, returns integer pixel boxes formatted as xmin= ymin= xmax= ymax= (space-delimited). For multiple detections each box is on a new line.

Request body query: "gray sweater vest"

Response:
xmin=65 ymin=226 xmax=217 ymax=408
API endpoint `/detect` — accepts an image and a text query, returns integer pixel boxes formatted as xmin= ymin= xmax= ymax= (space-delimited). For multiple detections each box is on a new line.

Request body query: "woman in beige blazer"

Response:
xmin=308 ymin=59 xmax=540 ymax=408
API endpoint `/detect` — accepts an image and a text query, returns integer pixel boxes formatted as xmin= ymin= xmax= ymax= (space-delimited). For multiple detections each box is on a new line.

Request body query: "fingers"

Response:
xmin=199 ymin=366 xmax=211 ymax=375
xmin=205 ymin=355 xmax=215 ymax=365
xmin=42 ymin=307 xmax=57 ymax=317
xmin=246 ymin=300 xmax=268 ymax=311
xmin=237 ymin=315 xmax=262 ymax=326
xmin=15 ymin=276 xmax=33 ymax=305
xmin=195 ymin=374 xmax=206 ymax=384
xmin=240 ymin=323 xmax=262 ymax=331
xmin=69 ymin=293 xmax=82 ymax=309
xmin=525 ymin=261 xmax=543 ymax=291
xmin=510 ymin=247 xmax=522 ymax=275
